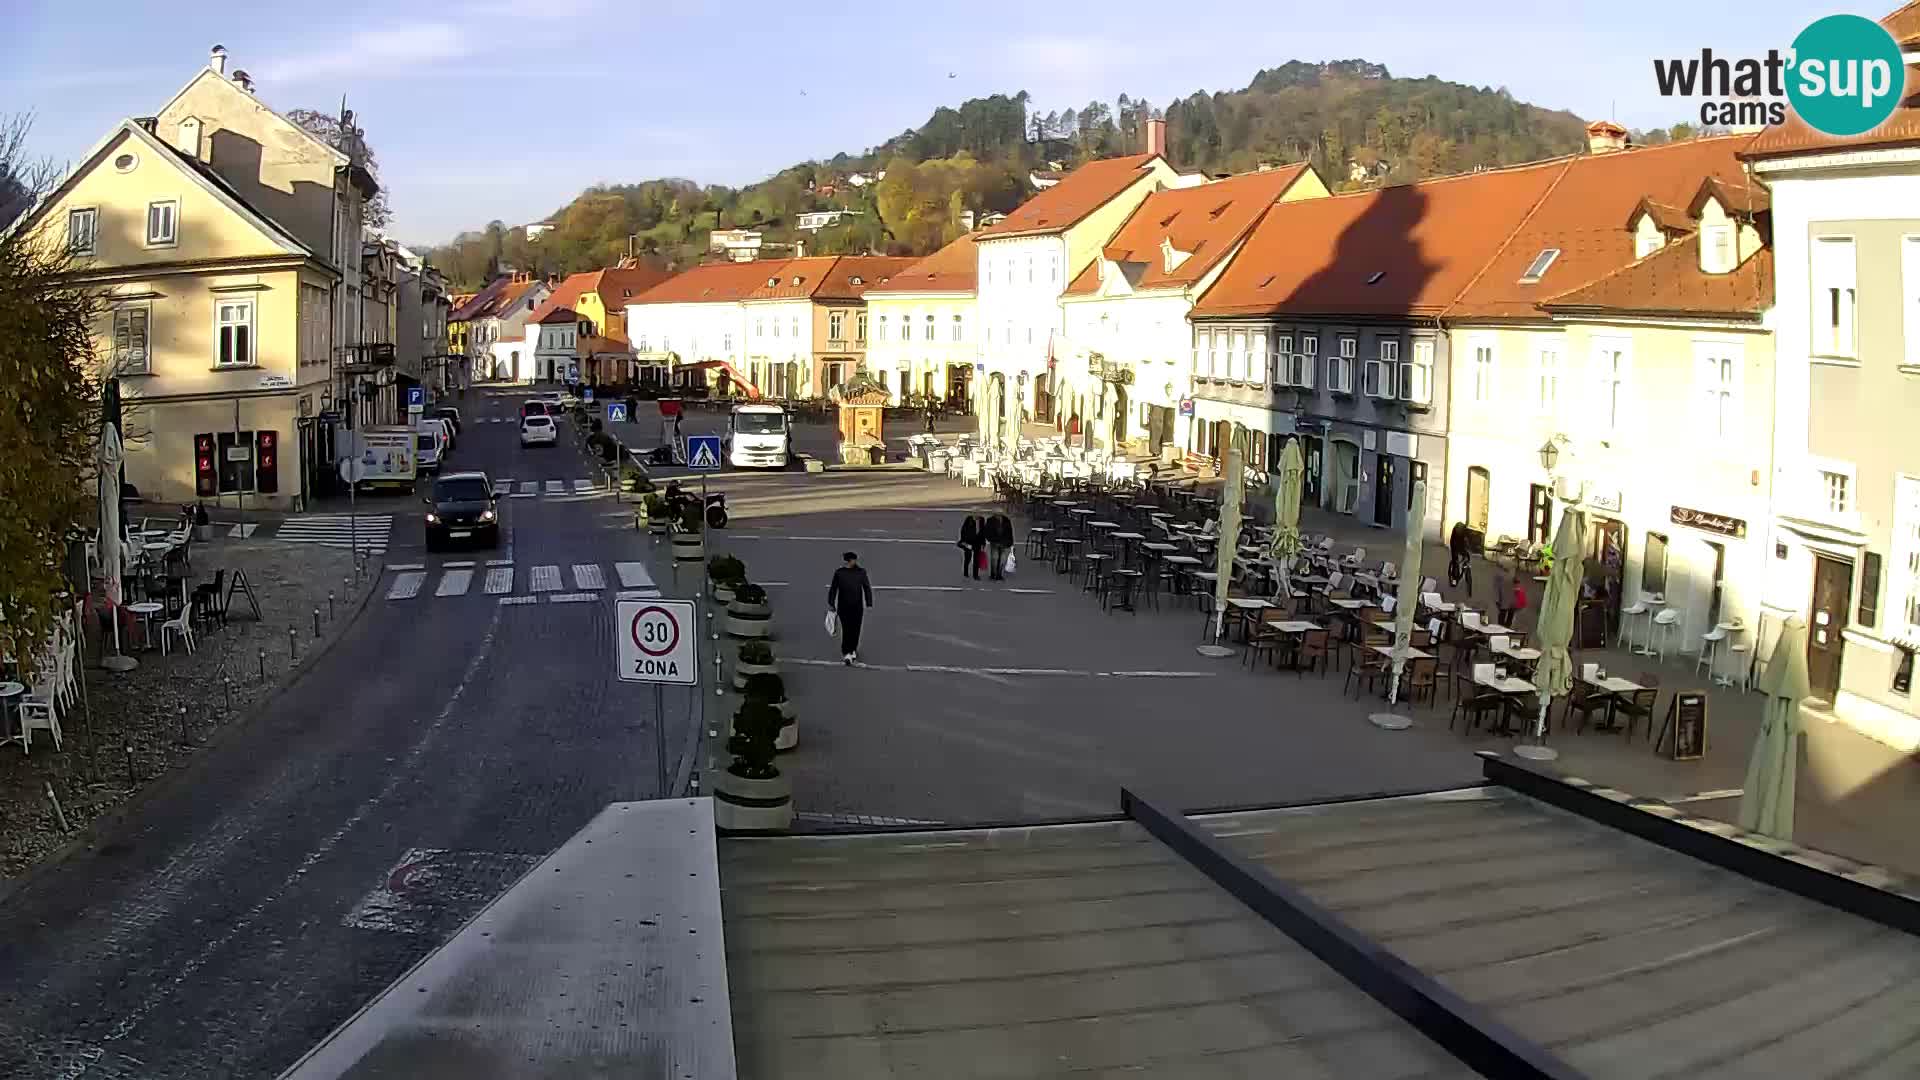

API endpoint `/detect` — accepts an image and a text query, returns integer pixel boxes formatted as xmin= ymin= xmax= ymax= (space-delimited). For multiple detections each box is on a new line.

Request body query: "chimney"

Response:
xmin=232 ymin=70 xmax=254 ymax=94
xmin=794 ymin=239 xmax=806 ymax=258
xmin=1586 ymin=119 xmax=1629 ymax=155
xmin=1144 ymin=116 xmax=1168 ymax=157
xmin=209 ymin=45 xmax=227 ymax=75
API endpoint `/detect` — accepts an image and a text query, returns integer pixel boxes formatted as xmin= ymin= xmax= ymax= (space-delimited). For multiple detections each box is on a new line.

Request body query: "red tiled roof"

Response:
xmin=534 ymin=305 xmax=580 ymax=325
xmin=1627 ymin=198 xmax=1693 ymax=235
xmin=1063 ymin=164 xmax=1315 ymax=297
xmin=1745 ymin=5 xmax=1920 ymax=159
xmin=450 ymin=276 xmax=513 ymax=321
xmin=595 ymin=265 xmax=673 ymax=304
xmin=742 ymin=255 xmax=916 ymax=301
xmin=1194 ymin=159 xmax=1568 ymax=318
xmin=526 ymin=272 xmax=596 ymax=324
xmin=1539 ymin=234 xmax=1772 ymax=319
xmin=628 ymin=261 xmax=787 ymax=305
xmin=977 ymin=153 xmax=1161 ymax=239
xmin=1687 ymin=175 xmax=1769 ymax=219
xmin=1446 ymin=134 xmax=1755 ymax=320
xmin=864 ymin=233 xmax=980 ymax=295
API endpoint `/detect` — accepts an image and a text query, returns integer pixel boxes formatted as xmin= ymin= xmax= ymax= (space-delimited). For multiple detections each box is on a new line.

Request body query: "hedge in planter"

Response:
xmin=734 ymin=638 xmax=777 ymax=689
xmin=671 ymin=503 xmax=705 ymax=561
xmin=713 ymin=699 xmax=793 ymax=832
xmin=724 ymin=581 xmax=773 ymax=639
xmin=642 ymin=494 xmax=670 ymax=533
xmin=708 ymin=555 xmax=746 ymax=602
xmin=743 ymin=671 xmax=797 ymax=749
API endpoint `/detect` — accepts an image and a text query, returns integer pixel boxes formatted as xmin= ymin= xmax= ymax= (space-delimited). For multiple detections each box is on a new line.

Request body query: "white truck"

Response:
xmin=725 ymin=403 xmax=791 ymax=468
xmin=343 ymin=426 xmax=418 ymax=491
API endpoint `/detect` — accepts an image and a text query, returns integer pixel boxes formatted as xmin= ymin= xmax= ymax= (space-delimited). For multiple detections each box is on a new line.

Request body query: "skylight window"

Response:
xmin=766 ymin=277 xmax=778 ymax=287
xmin=1209 ymin=201 xmax=1231 ymax=219
xmin=849 ymin=275 xmax=863 ymax=285
xmin=1366 ymin=271 xmax=1386 ymax=285
xmin=1259 ymin=275 xmax=1277 ymax=289
xmin=1519 ymin=248 xmax=1561 ymax=283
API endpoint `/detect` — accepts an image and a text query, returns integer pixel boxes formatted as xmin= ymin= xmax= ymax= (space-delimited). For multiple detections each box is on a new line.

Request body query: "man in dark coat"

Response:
xmin=986 ymin=512 xmax=1014 ymax=580
xmin=826 ymin=551 xmax=873 ymax=664
xmin=958 ymin=515 xmax=984 ymax=580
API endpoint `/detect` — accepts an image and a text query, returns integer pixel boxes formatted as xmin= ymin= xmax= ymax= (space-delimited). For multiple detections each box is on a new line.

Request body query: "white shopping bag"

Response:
xmin=1004 ymin=552 xmax=1017 ymax=577
xmin=823 ymin=609 xmax=839 ymax=637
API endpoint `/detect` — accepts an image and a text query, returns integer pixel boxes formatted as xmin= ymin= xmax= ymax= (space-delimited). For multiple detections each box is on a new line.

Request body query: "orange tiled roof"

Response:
xmin=1194 ymin=159 xmax=1568 ymax=318
xmin=864 ymin=233 xmax=980 ymax=295
xmin=1539 ymin=234 xmax=1772 ymax=319
xmin=1064 ymin=164 xmax=1314 ymax=297
xmin=1627 ymin=198 xmax=1693 ymax=235
xmin=449 ymin=276 xmax=513 ymax=321
xmin=1446 ymin=134 xmax=1755 ymax=320
xmin=595 ymin=265 xmax=674 ymax=304
xmin=1746 ymin=5 xmax=1920 ymax=159
xmin=977 ymin=153 xmax=1161 ymax=239
xmin=629 ymin=261 xmax=788 ymax=305
xmin=743 ymin=255 xmax=916 ymax=301
xmin=526 ymin=272 xmax=597 ymax=324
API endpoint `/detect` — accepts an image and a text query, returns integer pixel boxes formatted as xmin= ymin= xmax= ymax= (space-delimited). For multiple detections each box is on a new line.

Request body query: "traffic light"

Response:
xmin=254 ymin=430 xmax=278 ymax=494
xmin=194 ymin=433 xmax=217 ymax=497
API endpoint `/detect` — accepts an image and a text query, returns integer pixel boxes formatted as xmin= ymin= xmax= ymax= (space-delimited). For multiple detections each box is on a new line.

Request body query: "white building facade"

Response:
xmin=743 ymin=298 xmax=815 ymax=399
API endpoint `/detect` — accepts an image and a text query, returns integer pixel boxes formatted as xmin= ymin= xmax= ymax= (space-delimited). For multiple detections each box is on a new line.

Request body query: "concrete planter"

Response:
xmin=672 ymin=532 xmax=704 ymax=562
xmin=712 ymin=584 xmax=738 ymax=604
xmin=732 ymin=659 xmax=778 ymax=689
xmin=648 ymin=520 xmax=669 ymax=535
xmin=713 ymin=769 xmax=793 ymax=833
xmin=774 ymin=711 xmax=798 ymax=751
xmin=724 ymin=598 xmax=773 ymax=639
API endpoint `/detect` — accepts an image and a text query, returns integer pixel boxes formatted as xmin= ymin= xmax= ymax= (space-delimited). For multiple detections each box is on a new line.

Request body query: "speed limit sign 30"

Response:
xmin=615 ymin=598 xmax=698 ymax=685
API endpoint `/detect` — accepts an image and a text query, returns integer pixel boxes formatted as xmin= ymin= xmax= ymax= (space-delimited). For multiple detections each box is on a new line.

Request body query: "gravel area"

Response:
xmin=0 ymin=537 xmax=379 ymax=884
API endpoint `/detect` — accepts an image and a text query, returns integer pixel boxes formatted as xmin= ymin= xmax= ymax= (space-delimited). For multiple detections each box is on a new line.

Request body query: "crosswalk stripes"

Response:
xmin=387 ymin=571 xmax=425 ymax=600
xmin=435 ymin=569 xmax=473 ymax=597
xmin=529 ymin=565 xmax=562 ymax=592
xmin=515 ymin=482 xmax=538 ymax=498
xmin=483 ymin=567 xmax=514 ymax=594
xmin=572 ymin=479 xmax=596 ymax=494
xmin=544 ymin=480 xmax=565 ymax=495
xmin=614 ymin=562 xmax=654 ymax=590
xmin=275 ymin=513 xmax=393 ymax=554
xmin=227 ymin=523 xmax=257 ymax=539
xmin=571 ymin=564 xmax=605 ymax=590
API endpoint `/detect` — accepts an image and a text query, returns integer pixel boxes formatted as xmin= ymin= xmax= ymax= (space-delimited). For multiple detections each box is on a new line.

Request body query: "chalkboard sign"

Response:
xmin=226 ymin=568 xmax=262 ymax=622
xmin=1656 ymin=691 xmax=1708 ymax=761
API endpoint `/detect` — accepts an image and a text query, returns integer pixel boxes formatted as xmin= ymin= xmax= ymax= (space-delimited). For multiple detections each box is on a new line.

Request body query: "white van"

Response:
xmin=726 ymin=403 xmax=790 ymax=468
xmin=416 ymin=419 xmax=451 ymax=472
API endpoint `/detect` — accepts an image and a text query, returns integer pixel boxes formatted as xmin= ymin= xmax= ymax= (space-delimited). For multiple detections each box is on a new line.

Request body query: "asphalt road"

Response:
xmin=0 ymin=387 xmax=703 ymax=1080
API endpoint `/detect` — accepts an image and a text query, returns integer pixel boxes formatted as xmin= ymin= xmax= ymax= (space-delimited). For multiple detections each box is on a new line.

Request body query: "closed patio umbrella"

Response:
xmin=96 ymin=422 xmax=137 ymax=672
xmin=1739 ymin=618 xmax=1809 ymax=840
xmin=1516 ymin=506 xmax=1587 ymax=760
xmin=1197 ymin=442 xmax=1244 ymax=658
xmin=1268 ymin=439 xmax=1305 ymax=599
xmin=1376 ymin=480 xmax=1427 ymax=726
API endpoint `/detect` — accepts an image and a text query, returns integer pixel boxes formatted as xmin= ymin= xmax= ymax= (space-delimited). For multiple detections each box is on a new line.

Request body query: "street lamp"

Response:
xmin=1538 ymin=437 xmax=1560 ymax=474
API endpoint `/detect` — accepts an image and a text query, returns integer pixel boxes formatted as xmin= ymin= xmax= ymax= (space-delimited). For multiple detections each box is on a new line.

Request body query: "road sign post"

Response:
xmin=686 ymin=434 xmax=722 ymax=471
xmin=617 ymin=598 xmax=698 ymax=798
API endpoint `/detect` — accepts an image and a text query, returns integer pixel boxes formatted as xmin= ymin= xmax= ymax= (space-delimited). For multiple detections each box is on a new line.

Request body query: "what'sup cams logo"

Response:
xmin=1654 ymin=14 xmax=1905 ymax=136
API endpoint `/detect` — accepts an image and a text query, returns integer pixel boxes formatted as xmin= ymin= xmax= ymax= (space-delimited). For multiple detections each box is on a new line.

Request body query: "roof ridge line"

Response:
xmin=1436 ymin=156 xmax=1576 ymax=321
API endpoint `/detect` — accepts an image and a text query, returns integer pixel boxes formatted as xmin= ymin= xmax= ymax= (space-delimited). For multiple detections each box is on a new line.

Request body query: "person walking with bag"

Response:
xmin=958 ymin=514 xmax=984 ymax=580
xmin=826 ymin=551 xmax=873 ymax=665
xmin=986 ymin=511 xmax=1014 ymax=581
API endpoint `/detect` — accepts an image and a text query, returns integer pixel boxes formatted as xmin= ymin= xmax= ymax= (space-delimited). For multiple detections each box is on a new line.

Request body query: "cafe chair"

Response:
xmin=159 ymin=607 xmax=196 ymax=656
xmin=1566 ymin=678 xmax=1614 ymax=733
xmin=1407 ymin=656 xmax=1439 ymax=706
xmin=1615 ymin=687 xmax=1661 ymax=742
xmin=1695 ymin=625 xmax=1726 ymax=682
xmin=1450 ymin=688 xmax=1505 ymax=734
xmin=1294 ymin=629 xmax=1331 ymax=677
xmin=1343 ymin=647 xmax=1390 ymax=699
xmin=1651 ymin=608 xmax=1682 ymax=662
xmin=17 ymin=673 xmax=62 ymax=752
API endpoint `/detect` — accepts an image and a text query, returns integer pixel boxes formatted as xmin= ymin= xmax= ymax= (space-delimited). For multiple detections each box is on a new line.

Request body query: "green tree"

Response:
xmin=0 ymin=115 xmax=105 ymax=675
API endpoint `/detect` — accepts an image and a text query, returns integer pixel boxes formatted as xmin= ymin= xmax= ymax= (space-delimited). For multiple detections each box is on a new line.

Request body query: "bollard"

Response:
xmin=327 ymin=590 xmax=335 ymax=621
xmin=224 ymin=676 xmax=233 ymax=714
xmin=124 ymin=744 xmax=136 ymax=786
xmin=45 ymin=782 xmax=70 ymax=833
xmin=289 ymin=626 xmax=298 ymax=663
xmin=313 ymin=606 xmax=321 ymax=638
xmin=258 ymin=647 xmax=267 ymax=680
xmin=178 ymin=704 xmax=191 ymax=744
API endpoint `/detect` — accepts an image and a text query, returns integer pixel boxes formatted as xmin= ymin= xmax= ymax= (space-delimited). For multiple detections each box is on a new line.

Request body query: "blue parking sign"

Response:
xmin=406 ymin=385 xmax=424 ymax=408
xmin=605 ymin=401 xmax=628 ymax=423
xmin=583 ymin=387 xmax=595 ymax=403
xmin=686 ymin=435 xmax=723 ymax=470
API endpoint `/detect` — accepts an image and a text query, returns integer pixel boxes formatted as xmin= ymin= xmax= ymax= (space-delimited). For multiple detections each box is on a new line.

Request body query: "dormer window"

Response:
xmin=791 ymin=276 xmax=802 ymax=286
xmin=1518 ymin=248 xmax=1561 ymax=284
xmin=766 ymin=277 xmax=778 ymax=287
xmin=1702 ymin=223 xmax=1735 ymax=274
xmin=1160 ymin=238 xmax=1191 ymax=274
xmin=1365 ymin=271 xmax=1385 ymax=285
xmin=849 ymin=275 xmax=863 ymax=285
xmin=1634 ymin=222 xmax=1665 ymax=259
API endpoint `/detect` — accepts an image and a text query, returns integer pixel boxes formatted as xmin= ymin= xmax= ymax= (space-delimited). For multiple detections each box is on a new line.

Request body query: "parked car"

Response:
xmin=520 ymin=400 xmax=552 ymax=421
xmin=424 ymin=471 xmax=499 ymax=551
xmin=414 ymin=421 xmax=448 ymax=473
xmin=431 ymin=406 xmax=463 ymax=444
xmin=520 ymin=414 xmax=558 ymax=448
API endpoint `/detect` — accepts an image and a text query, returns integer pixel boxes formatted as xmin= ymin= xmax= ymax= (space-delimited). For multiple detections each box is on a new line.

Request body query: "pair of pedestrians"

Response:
xmin=958 ymin=513 xmax=1013 ymax=581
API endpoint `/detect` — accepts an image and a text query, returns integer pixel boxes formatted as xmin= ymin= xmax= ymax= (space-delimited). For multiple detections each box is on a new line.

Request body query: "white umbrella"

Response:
xmin=1198 ymin=442 xmax=1244 ymax=658
xmin=1517 ymin=506 xmax=1587 ymax=760
xmin=1268 ymin=440 xmax=1305 ymax=600
xmin=1739 ymin=618 xmax=1809 ymax=840
xmin=1378 ymin=479 xmax=1428 ymax=725
xmin=96 ymin=423 xmax=136 ymax=672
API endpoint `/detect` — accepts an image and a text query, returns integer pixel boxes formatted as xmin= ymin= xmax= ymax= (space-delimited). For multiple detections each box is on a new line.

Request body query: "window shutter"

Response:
xmin=1861 ymin=551 xmax=1881 ymax=628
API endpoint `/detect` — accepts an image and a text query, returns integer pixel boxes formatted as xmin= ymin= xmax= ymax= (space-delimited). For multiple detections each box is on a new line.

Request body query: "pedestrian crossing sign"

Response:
xmin=686 ymin=435 xmax=723 ymax=470
xmin=605 ymin=401 xmax=628 ymax=423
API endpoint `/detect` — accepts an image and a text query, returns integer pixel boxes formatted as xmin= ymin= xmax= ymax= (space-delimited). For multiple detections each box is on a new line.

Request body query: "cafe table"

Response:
xmin=1224 ymin=596 xmax=1272 ymax=641
xmin=1327 ymin=597 xmax=1369 ymax=611
xmin=1371 ymin=644 xmax=1434 ymax=662
xmin=1111 ymin=531 xmax=1146 ymax=566
xmin=1474 ymin=670 xmax=1537 ymax=735
xmin=1492 ymin=641 xmax=1543 ymax=665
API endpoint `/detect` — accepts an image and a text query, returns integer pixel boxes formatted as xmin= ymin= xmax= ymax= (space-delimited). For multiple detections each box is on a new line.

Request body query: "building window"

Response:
xmin=1535 ymin=343 xmax=1559 ymax=412
xmin=1330 ymin=336 xmax=1356 ymax=393
xmin=1026 ymin=256 xmax=1033 ymax=283
xmin=1517 ymin=248 xmax=1560 ymax=283
xmin=1704 ymin=224 xmax=1734 ymax=272
xmin=1026 ymin=327 xmax=1033 ymax=345
xmin=1896 ymin=648 xmax=1915 ymax=696
xmin=1906 ymin=237 xmax=1920 ymax=366
xmin=1643 ymin=532 xmax=1670 ymax=595
xmin=1251 ymin=331 xmax=1267 ymax=385
xmin=1299 ymin=335 xmax=1318 ymax=389
xmin=1812 ymin=236 xmax=1857 ymax=358
xmin=1274 ymin=334 xmax=1293 ymax=385
xmin=952 ymin=314 xmax=963 ymax=342
xmin=216 ymin=299 xmax=255 ymax=367
xmin=1364 ymin=340 xmax=1398 ymax=398
xmin=856 ymin=312 xmax=867 ymax=342
xmin=722 ymin=332 xmax=733 ymax=354
xmin=1861 ymin=551 xmax=1883 ymax=628
xmin=901 ymin=314 xmax=913 ymax=343
xmin=146 ymin=199 xmax=178 ymax=246
xmin=1049 ymin=254 xmax=1059 ymax=283
xmin=1823 ymin=470 xmax=1851 ymax=515
xmin=216 ymin=431 xmax=256 ymax=493
xmin=925 ymin=313 xmax=935 ymax=341
xmin=1695 ymin=340 xmax=1740 ymax=440
xmin=1404 ymin=339 xmax=1433 ymax=404
xmin=771 ymin=318 xmax=779 ymax=339
xmin=1208 ymin=330 xmax=1223 ymax=379
xmin=1893 ymin=476 xmax=1920 ymax=639
xmin=829 ymin=311 xmax=844 ymax=341
xmin=68 ymin=208 xmax=97 ymax=255
xmin=1471 ymin=341 xmax=1495 ymax=403
xmin=1593 ymin=340 xmax=1627 ymax=431
xmin=111 ymin=303 xmax=151 ymax=375
xmin=1635 ymin=228 xmax=1663 ymax=259
xmin=1230 ymin=331 xmax=1248 ymax=381
xmin=790 ymin=316 xmax=799 ymax=339
xmin=875 ymin=315 xmax=885 ymax=342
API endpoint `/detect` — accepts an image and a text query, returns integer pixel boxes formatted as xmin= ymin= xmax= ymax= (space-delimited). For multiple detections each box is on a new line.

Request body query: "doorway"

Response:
xmin=1373 ymin=453 xmax=1397 ymax=527
xmin=1466 ymin=466 xmax=1491 ymax=533
xmin=1527 ymin=483 xmax=1554 ymax=547
xmin=1588 ymin=517 xmax=1627 ymax=639
xmin=1332 ymin=440 xmax=1360 ymax=514
xmin=1111 ymin=385 xmax=1129 ymax=450
xmin=1302 ymin=438 xmax=1324 ymax=505
xmin=1807 ymin=554 xmax=1853 ymax=701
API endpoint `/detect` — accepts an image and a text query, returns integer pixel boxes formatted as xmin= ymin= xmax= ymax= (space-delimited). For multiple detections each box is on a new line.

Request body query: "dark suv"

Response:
xmin=424 ymin=471 xmax=499 ymax=551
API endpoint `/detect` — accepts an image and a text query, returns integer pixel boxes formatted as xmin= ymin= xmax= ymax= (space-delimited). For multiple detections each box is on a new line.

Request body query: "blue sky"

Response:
xmin=2 ymin=0 xmax=1829 ymax=245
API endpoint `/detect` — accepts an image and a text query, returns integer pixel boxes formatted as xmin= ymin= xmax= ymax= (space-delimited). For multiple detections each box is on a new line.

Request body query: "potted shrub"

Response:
xmin=724 ymin=581 xmax=772 ymax=638
xmin=712 ymin=699 xmax=793 ymax=833
xmin=642 ymin=493 xmax=669 ymax=535
xmin=734 ymin=639 xmax=777 ymax=689
xmin=744 ymin=671 xmax=797 ymax=749
xmin=708 ymin=554 xmax=746 ymax=603
xmin=671 ymin=502 xmax=704 ymax=562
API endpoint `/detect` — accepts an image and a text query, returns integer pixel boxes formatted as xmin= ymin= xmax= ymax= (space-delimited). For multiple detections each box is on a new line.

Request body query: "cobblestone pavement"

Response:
xmin=0 ymin=539 xmax=376 ymax=884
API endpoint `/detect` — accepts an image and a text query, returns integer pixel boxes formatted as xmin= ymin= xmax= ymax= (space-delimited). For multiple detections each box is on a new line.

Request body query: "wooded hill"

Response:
xmin=426 ymin=60 xmax=1604 ymax=291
